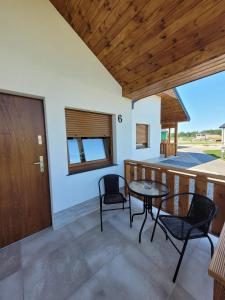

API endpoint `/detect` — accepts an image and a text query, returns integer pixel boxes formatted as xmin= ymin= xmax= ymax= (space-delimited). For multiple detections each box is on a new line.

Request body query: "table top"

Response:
xmin=128 ymin=180 xmax=169 ymax=198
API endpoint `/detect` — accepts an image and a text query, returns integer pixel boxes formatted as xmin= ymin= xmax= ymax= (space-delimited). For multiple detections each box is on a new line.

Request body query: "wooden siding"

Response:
xmin=50 ymin=0 xmax=225 ymax=99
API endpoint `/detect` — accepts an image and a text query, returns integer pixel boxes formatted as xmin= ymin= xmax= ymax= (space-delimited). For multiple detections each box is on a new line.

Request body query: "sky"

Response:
xmin=176 ymin=70 xmax=225 ymax=133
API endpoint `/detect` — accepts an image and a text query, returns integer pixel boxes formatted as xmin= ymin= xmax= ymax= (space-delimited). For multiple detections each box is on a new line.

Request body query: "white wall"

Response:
xmin=222 ymin=128 xmax=225 ymax=145
xmin=0 ymin=0 xmax=161 ymax=215
xmin=132 ymin=97 xmax=161 ymax=161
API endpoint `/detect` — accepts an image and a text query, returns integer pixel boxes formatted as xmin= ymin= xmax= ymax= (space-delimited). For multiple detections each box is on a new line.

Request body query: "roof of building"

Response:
xmin=219 ymin=123 xmax=225 ymax=128
xmin=50 ymin=1 xmax=225 ymax=100
xmin=159 ymin=88 xmax=190 ymax=128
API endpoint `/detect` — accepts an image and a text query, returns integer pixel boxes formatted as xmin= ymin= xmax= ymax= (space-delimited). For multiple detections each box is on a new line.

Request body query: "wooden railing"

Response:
xmin=160 ymin=142 xmax=176 ymax=157
xmin=209 ymin=223 xmax=225 ymax=299
xmin=124 ymin=159 xmax=225 ymax=236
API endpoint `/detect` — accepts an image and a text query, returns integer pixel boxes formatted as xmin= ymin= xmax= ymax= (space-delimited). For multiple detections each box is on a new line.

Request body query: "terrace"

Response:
xmin=0 ymin=199 xmax=217 ymax=300
xmin=1 ymin=1 xmax=225 ymax=300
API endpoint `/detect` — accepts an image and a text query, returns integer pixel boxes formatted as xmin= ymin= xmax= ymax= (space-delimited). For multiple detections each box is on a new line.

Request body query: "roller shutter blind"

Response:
xmin=136 ymin=124 xmax=149 ymax=148
xmin=65 ymin=109 xmax=112 ymax=138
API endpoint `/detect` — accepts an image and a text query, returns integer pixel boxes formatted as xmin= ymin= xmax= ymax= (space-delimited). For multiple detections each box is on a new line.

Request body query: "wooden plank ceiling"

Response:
xmin=50 ymin=0 xmax=225 ymax=100
xmin=160 ymin=89 xmax=189 ymax=128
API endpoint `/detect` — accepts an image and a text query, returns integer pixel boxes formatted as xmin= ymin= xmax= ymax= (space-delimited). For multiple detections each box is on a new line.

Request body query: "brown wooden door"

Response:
xmin=0 ymin=93 xmax=52 ymax=247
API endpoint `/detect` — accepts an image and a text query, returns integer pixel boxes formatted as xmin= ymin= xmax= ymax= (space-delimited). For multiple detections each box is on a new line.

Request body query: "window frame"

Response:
xmin=136 ymin=123 xmax=150 ymax=149
xmin=65 ymin=109 xmax=114 ymax=174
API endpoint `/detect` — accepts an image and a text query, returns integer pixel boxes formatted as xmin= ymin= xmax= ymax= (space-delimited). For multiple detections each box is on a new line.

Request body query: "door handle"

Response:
xmin=33 ymin=156 xmax=44 ymax=173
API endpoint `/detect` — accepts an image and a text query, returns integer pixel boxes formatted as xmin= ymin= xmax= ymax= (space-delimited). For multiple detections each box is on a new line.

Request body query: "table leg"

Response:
xmin=138 ymin=197 xmax=154 ymax=243
xmin=148 ymin=208 xmax=154 ymax=220
xmin=131 ymin=203 xmax=145 ymax=222
xmin=139 ymin=205 xmax=147 ymax=243
xmin=147 ymin=197 xmax=154 ymax=220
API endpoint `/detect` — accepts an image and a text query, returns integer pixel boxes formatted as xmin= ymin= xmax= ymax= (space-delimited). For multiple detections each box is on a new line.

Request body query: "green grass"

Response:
xmin=203 ymin=150 xmax=225 ymax=160
xmin=178 ymin=138 xmax=221 ymax=145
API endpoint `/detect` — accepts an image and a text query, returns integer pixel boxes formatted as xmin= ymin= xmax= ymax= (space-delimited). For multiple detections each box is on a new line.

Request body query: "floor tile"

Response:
xmin=197 ymin=234 xmax=218 ymax=256
xmin=177 ymin=247 xmax=213 ymax=300
xmin=0 ymin=242 xmax=21 ymax=280
xmin=138 ymin=225 xmax=182 ymax=277
xmin=107 ymin=207 xmax=153 ymax=243
xmin=0 ymin=271 xmax=23 ymax=300
xmin=23 ymin=239 xmax=91 ymax=300
xmin=70 ymin=244 xmax=174 ymax=300
xmin=67 ymin=275 xmax=111 ymax=300
xmin=168 ymin=284 xmax=196 ymax=300
xmin=21 ymin=226 xmax=73 ymax=268
xmin=77 ymin=221 xmax=131 ymax=273
xmin=0 ymin=206 xmax=214 ymax=300
xmin=66 ymin=210 xmax=100 ymax=239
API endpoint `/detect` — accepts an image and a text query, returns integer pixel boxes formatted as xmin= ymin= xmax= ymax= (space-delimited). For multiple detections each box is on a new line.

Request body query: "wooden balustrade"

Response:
xmin=160 ymin=142 xmax=177 ymax=157
xmin=124 ymin=159 xmax=225 ymax=236
xmin=209 ymin=223 xmax=225 ymax=299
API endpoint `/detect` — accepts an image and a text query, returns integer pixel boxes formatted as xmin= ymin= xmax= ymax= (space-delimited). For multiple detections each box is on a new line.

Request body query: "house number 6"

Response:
xmin=118 ymin=114 xmax=122 ymax=123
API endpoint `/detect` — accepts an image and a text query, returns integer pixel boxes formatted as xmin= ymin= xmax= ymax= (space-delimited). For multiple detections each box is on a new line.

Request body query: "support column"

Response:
xmin=174 ymin=123 xmax=178 ymax=156
xmin=222 ymin=128 xmax=225 ymax=145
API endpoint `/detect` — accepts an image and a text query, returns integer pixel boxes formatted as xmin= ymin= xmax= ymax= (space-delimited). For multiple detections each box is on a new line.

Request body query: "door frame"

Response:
xmin=0 ymin=88 xmax=53 ymax=227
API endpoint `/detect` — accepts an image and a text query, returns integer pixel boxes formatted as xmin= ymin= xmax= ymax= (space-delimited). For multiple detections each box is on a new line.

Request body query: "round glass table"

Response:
xmin=129 ymin=180 xmax=169 ymax=243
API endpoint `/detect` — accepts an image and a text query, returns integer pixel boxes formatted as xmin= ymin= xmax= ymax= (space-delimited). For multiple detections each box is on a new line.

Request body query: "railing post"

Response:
xmin=174 ymin=123 xmax=178 ymax=156
xmin=211 ymin=183 xmax=225 ymax=236
xmin=165 ymin=143 xmax=168 ymax=158
xmin=195 ymin=175 xmax=207 ymax=196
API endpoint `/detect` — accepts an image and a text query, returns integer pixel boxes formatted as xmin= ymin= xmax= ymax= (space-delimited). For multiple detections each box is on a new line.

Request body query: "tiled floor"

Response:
xmin=0 ymin=199 xmax=217 ymax=300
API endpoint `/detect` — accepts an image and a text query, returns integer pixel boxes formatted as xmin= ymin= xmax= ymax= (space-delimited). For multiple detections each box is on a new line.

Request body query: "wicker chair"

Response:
xmin=98 ymin=174 xmax=132 ymax=231
xmin=150 ymin=192 xmax=217 ymax=282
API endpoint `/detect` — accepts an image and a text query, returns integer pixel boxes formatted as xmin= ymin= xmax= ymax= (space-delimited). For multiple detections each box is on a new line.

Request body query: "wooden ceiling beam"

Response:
xmin=161 ymin=122 xmax=177 ymax=129
xmin=125 ymin=53 xmax=225 ymax=99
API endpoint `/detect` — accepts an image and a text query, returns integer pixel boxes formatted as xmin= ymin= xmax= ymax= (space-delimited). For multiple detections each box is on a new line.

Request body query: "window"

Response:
xmin=136 ymin=123 xmax=149 ymax=149
xmin=65 ymin=109 xmax=113 ymax=173
xmin=67 ymin=138 xmax=81 ymax=164
xmin=82 ymin=138 xmax=107 ymax=161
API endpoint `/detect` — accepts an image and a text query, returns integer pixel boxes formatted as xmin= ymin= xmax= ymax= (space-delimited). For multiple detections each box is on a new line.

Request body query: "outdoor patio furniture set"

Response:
xmin=99 ymin=174 xmax=217 ymax=283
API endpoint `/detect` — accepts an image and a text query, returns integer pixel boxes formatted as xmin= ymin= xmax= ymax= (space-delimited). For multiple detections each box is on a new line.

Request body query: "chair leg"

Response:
xmin=129 ymin=194 xmax=132 ymax=228
xmin=173 ymin=238 xmax=188 ymax=283
xmin=207 ymin=235 xmax=214 ymax=258
xmin=100 ymin=205 xmax=103 ymax=232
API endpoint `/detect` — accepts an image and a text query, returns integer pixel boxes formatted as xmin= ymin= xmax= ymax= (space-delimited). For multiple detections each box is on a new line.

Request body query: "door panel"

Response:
xmin=0 ymin=93 xmax=51 ymax=247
